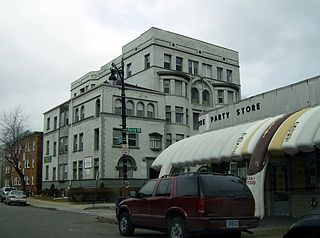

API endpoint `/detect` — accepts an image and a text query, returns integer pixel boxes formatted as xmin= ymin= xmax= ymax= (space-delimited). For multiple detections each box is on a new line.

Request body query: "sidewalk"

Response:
xmin=27 ymin=197 xmax=117 ymax=224
xmin=26 ymin=197 xmax=296 ymax=235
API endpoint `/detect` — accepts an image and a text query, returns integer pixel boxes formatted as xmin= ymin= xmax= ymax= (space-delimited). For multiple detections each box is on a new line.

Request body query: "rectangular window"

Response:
xmin=227 ymin=69 xmax=232 ymax=82
xmin=127 ymin=63 xmax=132 ymax=77
xmin=73 ymin=135 xmax=78 ymax=152
xmin=79 ymin=133 xmax=83 ymax=151
xmin=186 ymin=108 xmax=189 ymax=125
xmin=113 ymin=128 xmax=122 ymax=145
xmin=46 ymin=118 xmax=50 ymax=130
xmin=150 ymin=135 xmax=162 ymax=150
xmin=166 ymin=106 xmax=171 ymax=123
xmin=163 ymin=79 xmax=170 ymax=94
xmin=65 ymin=110 xmax=69 ymax=125
xmin=175 ymin=81 xmax=182 ymax=96
xmin=217 ymin=67 xmax=223 ymax=81
xmin=176 ymin=134 xmax=184 ymax=142
xmin=52 ymin=167 xmax=56 ymax=181
xmin=164 ymin=54 xmax=171 ymax=69
xmin=202 ymin=63 xmax=212 ymax=78
xmin=94 ymin=158 xmax=99 ymax=180
xmin=53 ymin=142 xmax=57 ymax=156
xmin=193 ymin=113 xmax=200 ymax=130
xmin=175 ymin=106 xmax=183 ymax=124
xmin=166 ymin=134 xmax=172 ymax=147
xmin=59 ymin=137 xmax=68 ymax=154
xmin=25 ymin=176 xmax=29 ymax=185
xmin=32 ymin=141 xmax=35 ymax=151
xmin=45 ymin=165 xmax=49 ymax=180
xmin=94 ymin=128 xmax=99 ymax=150
xmin=128 ymin=134 xmax=138 ymax=147
xmin=145 ymin=54 xmax=150 ymax=69
xmin=176 ymin=57 xmax=183 ymax=71
xmin=46 ymin=141 xmax=50 ymax=155
xmin=32 ymin=158 xmax=35 ymax=168
xmin=73 ymin=161 xmax=77 ymax=180
xmin=218 ymin=90 xmax=224 ymax=104
xmin=228 ymin=91 xmax=234 ymax=104
xmin=188 ymin=60 xmax=198 ymax=75
xmin=54 ymin=116 xmax=57 ymax=130
xmin=78 ymin=161 xmax=83 ymax=180
xmin=60 ymin=111 xmax=65 ymax=127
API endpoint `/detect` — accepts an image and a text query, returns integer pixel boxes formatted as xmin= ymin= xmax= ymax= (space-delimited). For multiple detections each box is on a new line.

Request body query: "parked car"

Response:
xmin=4 ymin=190 xmax=27 ymax=205
xmin=0 ymin=186 xmax=16 ymax=202
xmin=116 ymin=173 xmax=259 ymax=238
xmin=283 ymin=208 xmax=320 ymax=238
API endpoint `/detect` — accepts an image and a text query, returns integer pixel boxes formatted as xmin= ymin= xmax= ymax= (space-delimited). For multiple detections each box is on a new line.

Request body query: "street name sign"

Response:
xmin=126 ymin=128 xmax=142 ymax=134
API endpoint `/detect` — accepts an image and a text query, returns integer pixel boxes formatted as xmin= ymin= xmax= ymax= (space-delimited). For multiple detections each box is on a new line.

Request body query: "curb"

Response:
xmin=96 ymin=215 xmax=118 ymax=225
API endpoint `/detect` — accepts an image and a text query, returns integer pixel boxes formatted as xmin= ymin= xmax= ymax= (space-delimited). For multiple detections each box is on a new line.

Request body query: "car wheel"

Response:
xmin=229 ymin=231 xmax=241 ymax=238
xmin=118 ymin=212 xmax=134 ymax=236
xmin=169 ymin=217 xmax=188 ymax=238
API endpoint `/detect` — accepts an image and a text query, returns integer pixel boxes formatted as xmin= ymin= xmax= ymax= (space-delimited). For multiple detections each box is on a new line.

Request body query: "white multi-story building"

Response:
xmin=42 ymin=27 xmax=241 ymax=191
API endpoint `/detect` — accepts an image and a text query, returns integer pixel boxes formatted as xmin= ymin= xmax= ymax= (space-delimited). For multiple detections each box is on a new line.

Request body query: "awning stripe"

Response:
xmin=282 ymin=105 xmax=320 ymax=154
xmin=220 ymin=123 xmax=253 ymax=162
xmin=241 ymin=116 xmax=282 ymax=158
xmin=268 ymin=108 xmax=310 ymax=155
xmin=231 ymin=119 xmax=269 ymax=161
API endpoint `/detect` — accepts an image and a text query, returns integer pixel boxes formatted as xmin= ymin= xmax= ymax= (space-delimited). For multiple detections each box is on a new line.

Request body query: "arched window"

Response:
xmin=147 ymin=104 xmax=155 ymax=118
xmin=137 ymin=102 xmax=145 ymax=117
xmin=126 ymin=101 xmax=134 ymax=116
xmin=202 ymin=90 xmax=211 ymax=106
xmin=115 ymin=99 xmax=122 ymax=115
xmin=191 ymin=88 xmax=199 ymax=104
xmin=80 ymin=106 xmax=85 ymax=120
xmin=95 ymin=99 xmax=101 ymax=117
xmin=75 ymin=108 xmax=79 ymax=122
xmin=117 ymin=156 xmax=137 ymax=178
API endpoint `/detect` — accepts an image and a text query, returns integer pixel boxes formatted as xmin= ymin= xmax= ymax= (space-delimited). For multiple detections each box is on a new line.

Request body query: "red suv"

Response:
xmin=116 ymin=173 xmax=259 ymax=238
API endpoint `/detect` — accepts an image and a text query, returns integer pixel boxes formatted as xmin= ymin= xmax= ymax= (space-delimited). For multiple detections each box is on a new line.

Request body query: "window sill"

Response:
xmin=112 ymin=145 xmax=140 ymax=149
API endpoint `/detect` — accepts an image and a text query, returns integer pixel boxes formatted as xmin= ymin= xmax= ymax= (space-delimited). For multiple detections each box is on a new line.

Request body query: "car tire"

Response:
xmin=118 ymin=212 xmax=135 ymax=237
xmin=229 ymin=231 xmax=241 ymax=238
xmin=169 ymin=217 xmax=188 ymax=238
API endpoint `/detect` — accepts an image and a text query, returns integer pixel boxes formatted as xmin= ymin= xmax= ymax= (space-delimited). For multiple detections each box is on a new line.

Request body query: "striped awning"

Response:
xmin=152 ymin=104 xmax=320 ymax=177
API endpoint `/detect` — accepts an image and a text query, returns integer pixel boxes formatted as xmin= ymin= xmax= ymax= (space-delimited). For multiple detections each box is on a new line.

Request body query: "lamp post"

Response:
xmin=109 ymin=58 xmax=129 ymax=198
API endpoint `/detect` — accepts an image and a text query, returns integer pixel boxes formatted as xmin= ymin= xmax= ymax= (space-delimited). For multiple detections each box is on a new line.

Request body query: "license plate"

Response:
xmin=226 ymin=220 xmax=239 ymax=228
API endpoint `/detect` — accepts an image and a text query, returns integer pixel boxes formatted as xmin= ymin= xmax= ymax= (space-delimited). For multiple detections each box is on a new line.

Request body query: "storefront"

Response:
xmin=152 ymin=75 xmax=320 ymax=218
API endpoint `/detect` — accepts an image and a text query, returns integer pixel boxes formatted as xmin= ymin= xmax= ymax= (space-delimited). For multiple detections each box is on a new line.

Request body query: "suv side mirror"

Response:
xmin=128 ymin=191 xmax=137 ymax=198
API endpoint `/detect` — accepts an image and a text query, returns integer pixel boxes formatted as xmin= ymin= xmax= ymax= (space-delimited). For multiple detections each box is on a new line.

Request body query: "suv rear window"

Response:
xmin=176 ymin=176 xmax=198 ymax=197
xmin=200 ymin=175 xmax=252 ymax=197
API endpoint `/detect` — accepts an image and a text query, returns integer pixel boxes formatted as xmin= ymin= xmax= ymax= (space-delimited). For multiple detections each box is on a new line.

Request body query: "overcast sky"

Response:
xmin=1 ymin=0 xmax=319 ymax=131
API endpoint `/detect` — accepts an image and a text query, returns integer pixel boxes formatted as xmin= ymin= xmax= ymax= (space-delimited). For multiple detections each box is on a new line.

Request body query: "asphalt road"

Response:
xmin=0 ymin=202 xmax=164 ymax=238
xmin=0 ymin=202 xmax=283 ymax=238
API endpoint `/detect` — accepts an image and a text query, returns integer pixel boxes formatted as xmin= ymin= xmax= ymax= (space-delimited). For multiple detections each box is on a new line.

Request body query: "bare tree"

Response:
xmin=0 ymin=106 xmax=29 ymax=192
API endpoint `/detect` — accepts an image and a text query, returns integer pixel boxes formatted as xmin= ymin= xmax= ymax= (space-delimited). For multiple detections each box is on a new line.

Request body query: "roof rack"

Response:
xmin=160 ymin=171 xmax=228 ymax=178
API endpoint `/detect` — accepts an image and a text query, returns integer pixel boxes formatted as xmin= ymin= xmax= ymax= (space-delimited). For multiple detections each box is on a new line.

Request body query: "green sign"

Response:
xmin=117 ymin=137 xmax=122 ymax=144
xmin=126 ymin=128 xmax=142 ymax=134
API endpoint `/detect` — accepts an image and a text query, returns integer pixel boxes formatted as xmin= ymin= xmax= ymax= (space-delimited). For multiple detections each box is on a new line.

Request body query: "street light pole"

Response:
xmin=109 ymin=58 xmax=129 ymax=198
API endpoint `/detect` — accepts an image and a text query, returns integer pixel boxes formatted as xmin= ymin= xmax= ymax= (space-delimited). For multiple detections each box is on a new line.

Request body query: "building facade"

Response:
xmin=42 ymin=27 xmax=241 ymax=193
xmin=1 ymin=131 xmax=43 ymax=195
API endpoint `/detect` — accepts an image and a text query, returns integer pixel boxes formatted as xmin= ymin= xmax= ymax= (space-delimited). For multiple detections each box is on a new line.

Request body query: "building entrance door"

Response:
xmin=272 ymin=165 xmax=289 ymax=216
